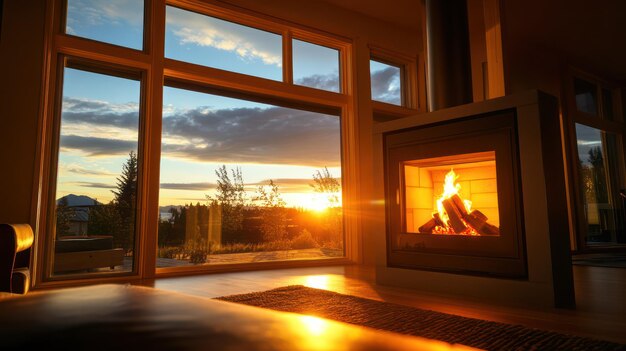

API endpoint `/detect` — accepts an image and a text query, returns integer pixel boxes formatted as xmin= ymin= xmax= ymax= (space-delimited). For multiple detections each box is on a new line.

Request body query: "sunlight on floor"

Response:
xmin=303 ymin=275 xmax=331 ymax=290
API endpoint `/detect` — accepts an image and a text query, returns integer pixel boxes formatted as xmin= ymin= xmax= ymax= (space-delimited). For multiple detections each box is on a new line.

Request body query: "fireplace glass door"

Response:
xmin=404 ymin=151 xmax=500 ymax=236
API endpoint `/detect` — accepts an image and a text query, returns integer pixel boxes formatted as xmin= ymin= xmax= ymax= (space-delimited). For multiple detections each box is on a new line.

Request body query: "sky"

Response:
xmin=57 ymin=0 xmax=400 ymax=209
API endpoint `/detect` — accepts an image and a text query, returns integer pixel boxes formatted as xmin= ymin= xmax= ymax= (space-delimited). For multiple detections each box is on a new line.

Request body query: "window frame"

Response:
xmin=368 ymin=46 xmax=423 ymax=121
xmin=34 ymin=0 xmax=359 ymax=287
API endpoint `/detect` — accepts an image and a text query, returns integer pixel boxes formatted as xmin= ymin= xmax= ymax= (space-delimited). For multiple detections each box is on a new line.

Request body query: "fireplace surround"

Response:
xmin=372 ymin=91 xmax=575 ymax=308
xmin=384 ymin=111 xmax=526 ymax=278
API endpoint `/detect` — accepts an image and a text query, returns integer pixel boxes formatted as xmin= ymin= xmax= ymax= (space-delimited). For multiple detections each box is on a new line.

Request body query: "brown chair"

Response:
xmin=0 ymin=223 xmax=34 ymax=294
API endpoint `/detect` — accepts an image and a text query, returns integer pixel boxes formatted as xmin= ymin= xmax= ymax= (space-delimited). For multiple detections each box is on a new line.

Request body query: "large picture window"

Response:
xmin=41 ymin=0 xmax=352 ymax=283
xmin=158 ymin=88 xmax=343 ymax=267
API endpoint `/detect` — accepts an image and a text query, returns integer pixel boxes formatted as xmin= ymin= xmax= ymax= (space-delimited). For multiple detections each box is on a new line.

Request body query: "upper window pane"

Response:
xmin=52 ymin=65 xmax=141 ymax=276
xmin=370 ymin=60 xmax=402 ymax=105
xmin=65 ymin=0 xmax=144 ymax=50
xmin=165 ymin=6 xmax=282 ymax=81
xmin=574 ymin=78 xmax=598 ymax=115
xmin=293 ymin=39 xmax=340 ymax=93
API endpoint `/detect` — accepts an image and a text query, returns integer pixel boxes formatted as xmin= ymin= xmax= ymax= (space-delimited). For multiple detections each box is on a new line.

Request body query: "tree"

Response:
xmin=310 ymin=167 xmax=341 ymax=208
xmin=55 ymin=197 xmax=72 ymax=237
xmin=310 ymin=167 xmax=343 ymax=248
xmin=255 ymin=180 xmax=288 ymax=242
xmin=588 ymin=146 xmax=608 ymax=202
xmin=207 ymin=165 xmax=247 ymax=239
xmin=111 ymin=151 xmax=138 ymax=251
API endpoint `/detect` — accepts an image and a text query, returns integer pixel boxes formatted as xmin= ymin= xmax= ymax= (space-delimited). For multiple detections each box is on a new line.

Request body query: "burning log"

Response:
xmin=450 ymin=194 xmax=468 ymax=217
xmin=414 ymin=168 xmax=499 ymax=235
xmin=442 ymin=197 xmax=468 ymax=233
xmin=418 ymin=218 xmax=437 ymax=233
xmin=463 ymin=210 xmax=500 ymax=235
xmin=432 ymin=212 xmax=445 ymax=227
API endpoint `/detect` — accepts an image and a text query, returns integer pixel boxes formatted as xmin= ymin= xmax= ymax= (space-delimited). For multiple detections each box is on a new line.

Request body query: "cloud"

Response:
xmin=62 ymin=97 xmax=139 ymax=130
xmin=67 ymin=0 xmax=144 ymax=28
xmin=59 ymin=97 xmax=341 ymax=167
xmin=371 ymin=66 xmax=401 ymax=105
xmin=295 ymin=73 xmax=340 ymax=92
xmin=161 ymin=106 xmax=341 ymax=167
xmin=63 ymin=164 xmax=116 ymax=177
xmin=60 ymin=135 xmax=137 ymax=156
xmin=160 ymin=182 xmax=217 ymax=191
xmin=166 ymin=6 xmax=282 ymax=67
xmin=74 ymin=181 xmax=116 ymax=189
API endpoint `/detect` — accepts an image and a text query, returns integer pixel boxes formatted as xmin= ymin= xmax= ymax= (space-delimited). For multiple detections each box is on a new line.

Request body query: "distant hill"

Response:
xmin=56 ymin=194 xmax=101 ymax=207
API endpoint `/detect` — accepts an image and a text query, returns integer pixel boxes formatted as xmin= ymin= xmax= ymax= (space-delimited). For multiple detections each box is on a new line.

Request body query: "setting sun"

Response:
xmin=301 ymin=193 xmax=341 ymax=212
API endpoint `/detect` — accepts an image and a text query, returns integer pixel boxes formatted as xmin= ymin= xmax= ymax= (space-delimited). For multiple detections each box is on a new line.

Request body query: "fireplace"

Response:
xmin=372 ymin=91 xmax=575 ymax=308
xmin=384 ymin=112 xmax=526 ymax=277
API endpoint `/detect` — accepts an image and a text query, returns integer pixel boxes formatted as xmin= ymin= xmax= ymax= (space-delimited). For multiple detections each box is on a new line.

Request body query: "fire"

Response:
xmin=436 ymin=169 xmax=471 ymax=225
xmin=433 ymin=169 xmax=478 ymax=235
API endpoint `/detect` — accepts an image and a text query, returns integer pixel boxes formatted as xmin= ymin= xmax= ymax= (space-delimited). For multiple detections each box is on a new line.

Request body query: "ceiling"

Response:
xmin=320 ymin=0 xmax=422 ymax=30
xmin=320 ymin=0 xmax=626 ymax=81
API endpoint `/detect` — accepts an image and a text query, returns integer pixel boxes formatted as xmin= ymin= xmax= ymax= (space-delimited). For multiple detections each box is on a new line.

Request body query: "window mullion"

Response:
xmin=283 ymin=30 xmax=293 ymax=85
xmin=140 ymin=0 xmax=167 ymax=279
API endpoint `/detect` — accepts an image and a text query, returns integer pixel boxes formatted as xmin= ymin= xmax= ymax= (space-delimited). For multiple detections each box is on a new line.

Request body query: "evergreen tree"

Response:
xmin=55 ymin=197 xmax=72 ymax=237
xmin=112 ymin=151 xmax=138 ymax=252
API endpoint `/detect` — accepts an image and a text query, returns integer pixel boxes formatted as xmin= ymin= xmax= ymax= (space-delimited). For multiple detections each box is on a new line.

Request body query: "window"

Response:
xmin=158 ymin=87 xmax=343 ymax=266
xmin=568 ymin=71 xmax=625 ymax=250
xmin=370 ymin=59 xmax=402 ymax=105
xmin=52 ymin=61 xmax=141 ymax=276
xmin=293 ymin=39 xmax=340 ymax=92
xmin=40 ymin=0 xmax=352 ymax=283
xmin=65 ymin=0 xmax=145 ymax=50
xmin=165 ymin=6 xmax=283 ymax=81
xmin=574 ymin=124 xmax=623 ymax=245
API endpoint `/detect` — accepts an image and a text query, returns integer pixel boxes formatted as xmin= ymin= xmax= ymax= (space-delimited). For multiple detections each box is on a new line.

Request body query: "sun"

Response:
xmin=304 ymin=194 xmax=331 ymax=212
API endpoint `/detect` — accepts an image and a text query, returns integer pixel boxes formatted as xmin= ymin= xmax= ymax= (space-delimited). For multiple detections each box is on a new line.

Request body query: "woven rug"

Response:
xmin=216 ymin=285 xmax=626 ymax=351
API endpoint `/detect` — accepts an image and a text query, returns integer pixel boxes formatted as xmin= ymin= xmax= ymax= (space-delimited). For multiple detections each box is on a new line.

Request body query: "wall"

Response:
xmin=0 ymin=0 xmax=422 ymax=267
xmin=0 ymin=0 xmax=46 ymax=226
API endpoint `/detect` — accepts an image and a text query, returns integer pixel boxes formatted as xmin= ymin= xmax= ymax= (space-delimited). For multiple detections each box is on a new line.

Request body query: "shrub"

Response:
xmin=188 ymin=248 xmax=207 ymax=264
xmin=290 ymin=229 xmax=319 ymax=249
xmin=158 ymin=246 xmax=181 ymax=259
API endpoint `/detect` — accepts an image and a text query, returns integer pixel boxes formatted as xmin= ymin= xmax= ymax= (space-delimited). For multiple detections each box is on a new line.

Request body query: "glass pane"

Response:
xmin=574 ymin=78 xmax=598 ymax=115
xmin=370 ymin=60 xmax=402 ymax=105
xmin=602 ymin=88 xmax=615 ymax=120
xmin=53 ymin=66 xmax=140 ymax=276
xmin=575 ymin=124 xmax=624 ymax=244
xmin=293 ymin=39 xmax=340 ymax=92
xmin=165 ymin=6 xmax=282 ymax=81
xmin=158 ymin=87 xmax=344 ymax=267
xmin=65 ymin=0 xmax=144 ymax=50
xmin=404 ymin=152 xmax=499 ymax=236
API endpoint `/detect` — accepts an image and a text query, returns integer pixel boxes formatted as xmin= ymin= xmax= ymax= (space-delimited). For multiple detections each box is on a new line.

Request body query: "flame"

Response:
xmin=433 ymin=169 xmax=478 ymax=235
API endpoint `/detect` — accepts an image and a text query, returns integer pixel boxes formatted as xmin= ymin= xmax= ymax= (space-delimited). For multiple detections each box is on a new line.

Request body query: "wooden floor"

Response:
xmin=139 ymin=264 xmax=626 ymax=345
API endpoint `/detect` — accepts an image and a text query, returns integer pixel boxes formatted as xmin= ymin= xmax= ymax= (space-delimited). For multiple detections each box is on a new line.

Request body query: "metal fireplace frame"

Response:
xmin=372 ymin=91 xmax=575 ymax=308
xmin=384 ymin=111 xmax=527 ymax=278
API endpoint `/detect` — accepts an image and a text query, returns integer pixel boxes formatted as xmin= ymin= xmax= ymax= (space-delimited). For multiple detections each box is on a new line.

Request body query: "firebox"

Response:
xmin=384 ymin=111 xmax=527 ymax=278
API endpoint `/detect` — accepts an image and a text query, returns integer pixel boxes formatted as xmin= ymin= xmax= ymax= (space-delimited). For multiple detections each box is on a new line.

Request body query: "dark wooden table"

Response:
xmin=0 ymin=284 xmax=476 ymax=350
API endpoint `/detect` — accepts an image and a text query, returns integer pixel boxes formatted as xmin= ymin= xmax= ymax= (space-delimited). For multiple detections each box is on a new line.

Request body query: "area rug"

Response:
xmin=216 ymin=285 xmax=626 ymax=351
